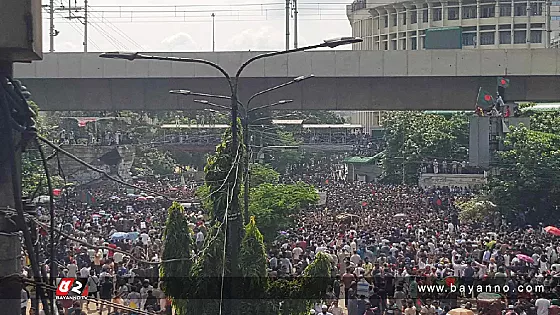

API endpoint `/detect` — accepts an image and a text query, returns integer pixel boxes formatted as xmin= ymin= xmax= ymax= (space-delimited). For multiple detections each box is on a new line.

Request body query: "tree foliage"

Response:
xmin=204 ymin=122 xmax=244 ymax=222
xmin=133 ymin=147 xmax=177 ymax=176
xmin=160 ymin=202 xmax=193 ymax=301
xmin=381 ymin=112 xmax=469 ymax=184
xmin=249 ymin=163 xmax=280 ymax=187
xmin=457 ymin=199 xmax=498 ymax=224
xmin=249 ymin=182 xmax=318 ymax=240
xmin=487 ymin=126 xmax=560 ymax=222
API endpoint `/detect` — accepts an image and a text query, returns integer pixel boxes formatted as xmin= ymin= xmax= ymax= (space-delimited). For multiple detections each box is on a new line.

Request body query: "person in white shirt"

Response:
xmin=535 ymin=296 xmax=550 ymax=315
xmin=67 ymin=261 xmax=78 ymax=278
xmin=113 ymin=250 xmax=124 ymax=265
xmin=350 ymin=252 xmax=361 ymax=266
xmin=140 ymin=232 xmax=150 ymax=245
xmin=196 ymin=230 xmax=205 ymax=250
xmin=292 ymin=246 xmax=303 ymax=261
xmin=79 ymin=266 xmax=90 ymax=278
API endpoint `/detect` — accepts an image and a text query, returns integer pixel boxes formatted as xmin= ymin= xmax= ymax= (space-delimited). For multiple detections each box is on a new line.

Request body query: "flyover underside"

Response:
xmin=23 ymin=76 xmax=560 ymax=111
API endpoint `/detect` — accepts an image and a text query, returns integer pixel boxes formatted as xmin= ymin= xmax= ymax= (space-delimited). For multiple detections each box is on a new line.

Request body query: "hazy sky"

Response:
xmin=44 ymin=0 xmax=353 ymax=52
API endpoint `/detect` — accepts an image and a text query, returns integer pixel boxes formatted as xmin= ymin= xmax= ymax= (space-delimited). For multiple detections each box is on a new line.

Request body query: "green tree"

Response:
xmin=133 ymin=147 xmax=177 ymax=176
xmin=238 ymin=216 xmax=273 ymax=312
xmin=487 ymin=126 xmax=560 ymax=222
xmin=249 ymin=163 xmax=280 ymax=187
xmin=203 ymin=123 xmax=244 ymax=222
xmin=456 ymin=199 xmax=498 ymax=224
xmin=381 ymin=112 xmax=469 ymax=184
xmin=160 ymin=202 xmax=193 ymax=302
xmin=249 ymin=182 xmax=318 ymax=240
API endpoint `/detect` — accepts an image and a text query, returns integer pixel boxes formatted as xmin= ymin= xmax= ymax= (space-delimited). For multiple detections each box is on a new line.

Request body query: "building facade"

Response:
xmin=347 ymin=0 xmax=558 ymax=50
xmin=339 ymin=111 xmax=383 ymax=134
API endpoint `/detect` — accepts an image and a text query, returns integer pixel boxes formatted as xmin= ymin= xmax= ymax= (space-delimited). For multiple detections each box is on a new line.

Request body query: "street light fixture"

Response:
xmin=193 ymin=99 xmax=233 ymax=111
xmin=99 ymin=37 xmax=361 ymax=304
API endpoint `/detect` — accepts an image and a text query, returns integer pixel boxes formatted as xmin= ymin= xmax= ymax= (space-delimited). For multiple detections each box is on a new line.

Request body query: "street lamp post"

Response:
xmin=99 ymin=36 xmax=361 ymax=312
xmin=172 ymin=74 xmax=313 ymax=223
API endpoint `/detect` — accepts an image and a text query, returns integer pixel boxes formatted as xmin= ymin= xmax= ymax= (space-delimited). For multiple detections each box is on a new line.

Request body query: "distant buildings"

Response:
xmin=347 ymin=0 xmax=558 ymax=50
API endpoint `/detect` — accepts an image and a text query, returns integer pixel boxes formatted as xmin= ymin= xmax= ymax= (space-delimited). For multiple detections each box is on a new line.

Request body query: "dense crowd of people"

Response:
xmin=22 ymin=153 xmax=560 ymax=315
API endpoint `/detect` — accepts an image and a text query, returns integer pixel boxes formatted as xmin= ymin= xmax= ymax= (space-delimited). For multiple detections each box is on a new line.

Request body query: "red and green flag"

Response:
xmin=477 ymin=89 xmax=494 ymax=107
xmin=497 ymin=77 xmax=510 ymax=88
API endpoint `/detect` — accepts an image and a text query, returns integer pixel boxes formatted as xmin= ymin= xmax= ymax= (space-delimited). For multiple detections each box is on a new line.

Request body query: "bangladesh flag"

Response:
xmin=477 ymin=89 xmax=494 ymax=107
xmin=497 ymin=77 xmax=510 ymax=88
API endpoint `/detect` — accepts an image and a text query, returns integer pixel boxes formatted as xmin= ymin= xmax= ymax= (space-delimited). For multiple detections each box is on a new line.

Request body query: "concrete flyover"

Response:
xmin=13 ymin=49 xmax=560 ymax=111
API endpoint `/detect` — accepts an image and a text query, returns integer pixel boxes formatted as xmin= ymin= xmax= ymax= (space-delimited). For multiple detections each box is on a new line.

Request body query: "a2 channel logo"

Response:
xmin=55 ymin=278 xmax=89 ymax=300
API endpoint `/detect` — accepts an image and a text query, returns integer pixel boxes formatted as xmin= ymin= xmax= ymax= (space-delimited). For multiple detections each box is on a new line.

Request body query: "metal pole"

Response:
xmin=243 ymin=116 xmax=250 ymax=224
xmin=50 ymin=0 xmax=55 ymax=52
xmin=84 ymin=0 xmax=88 ymax=52
xmin=212 ymin=13 xmax=216 ymax=52
xmin=293 ymin=0 xmax=298 ymax=49
xmin=546 ymin=0 xmax=551 ymax=48
xmin=285 ymin=0 xmax=290 ymax=50
xmin=228 ymin=78 xmax=241 ymax=315
xmin=0 ymin=61 xmax=22 ymax=315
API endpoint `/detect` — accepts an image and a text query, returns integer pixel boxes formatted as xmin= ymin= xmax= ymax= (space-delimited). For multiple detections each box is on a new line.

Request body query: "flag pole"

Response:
xmin=474 ymin=87 xmax=482 ymax=115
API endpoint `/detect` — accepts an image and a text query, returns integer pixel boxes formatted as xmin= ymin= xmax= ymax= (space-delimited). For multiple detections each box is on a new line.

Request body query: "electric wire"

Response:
xmin=87 ymin=6 xmax=145 ymax=50
xmin=37 ymin=135 xmax=175 ymax=200
xmin=34 ymin=140 xmax=57 ymax=315
xmin=53 ymin=10 xmax=101 ymax=51
xmin=0 ymin=77 xmax=52 ymax=315
xmin=87 ymin=15 xmax=129 ymax=50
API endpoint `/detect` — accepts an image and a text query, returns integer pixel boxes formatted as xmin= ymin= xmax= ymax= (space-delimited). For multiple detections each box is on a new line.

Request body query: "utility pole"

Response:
xmin=285 ymin=0 xmax=290 ymax=50
xmin=0 ymin=60 xmax=22 ymax=315
xmin=83 ymin=0 xmax=88 ymax=52
xmin=212 ymin=13 xmax=216 ymax=52
xmin=61 ymin=0 xmax=87 ymax=52
xmin=49 ymin=0 xmax=55 ymax=52
xmin=293 ymin=0 xmax=298 ymax=49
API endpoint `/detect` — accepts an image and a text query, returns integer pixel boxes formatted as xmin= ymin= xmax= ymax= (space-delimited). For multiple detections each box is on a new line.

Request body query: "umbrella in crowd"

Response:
xmin=516 ymin=253 xmax=534 ymax=264
xmin=544 ymin=225 xmax=560 ymax=236
xmin=110 ymin=232 xmax=128 ymax=240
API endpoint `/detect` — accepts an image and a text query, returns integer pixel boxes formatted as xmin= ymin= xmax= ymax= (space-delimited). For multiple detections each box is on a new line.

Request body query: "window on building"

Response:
xmin=514 ymin=30 xmax=526 ymax=43
xmin=393 ymin=13 xmax=398 ymax=26
xmin=411 ymin=9 xmax=418 ymax=24
xmin=401 ymin=39 xmax=407 ymax=50
xmin=384 ymin=41 xmax=388 ymax=50
xmin=499 ymin=31 xmax=512 ymax=44
xmin=421 ymin=36 xmax=426 ymax=49
xmin=423 ymin=8 xmax=428 ymax=22
xmin=462 ymin=6 xmax=477 ymax=19
xmin=480 ymin=32 xmax=495 ymax=45
xmin=514 ymin=3 xmax=526 ymax=16
xmin=384 ymin=16 xmax=389 ymax=28
xmin=553 ymin=16 xmax=560 ymax=20
xmin=531 ymin=3 xmax=543 ymax=15
xmin=463 ymin=33 xmax=476 ymax=45
xmin=411 ymin=37 xmax=418 ymax=50
xmin=500 ymin=4 xmax=512 ymax=16
xmin=433 ymin=7 xmax=442 ymax=21
xmin=391 ymin=40 xmax=397 ymax=50
xmin=481 ymin=5 xmax=495 ymax=18
xmin=553 ymin=1 xmax=560 ymax=4
xmin=401 ymin=12 xmax=407 ymax=25
xmin=530 ymin=30 xmax=542 ymax=43
xmin=448 ymin=7 xmax=459 ymax=20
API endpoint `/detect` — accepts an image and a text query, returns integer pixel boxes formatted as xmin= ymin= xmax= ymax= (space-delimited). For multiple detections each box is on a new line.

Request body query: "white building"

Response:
xmin=347 ymin=0 xmax=559 ymax=50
